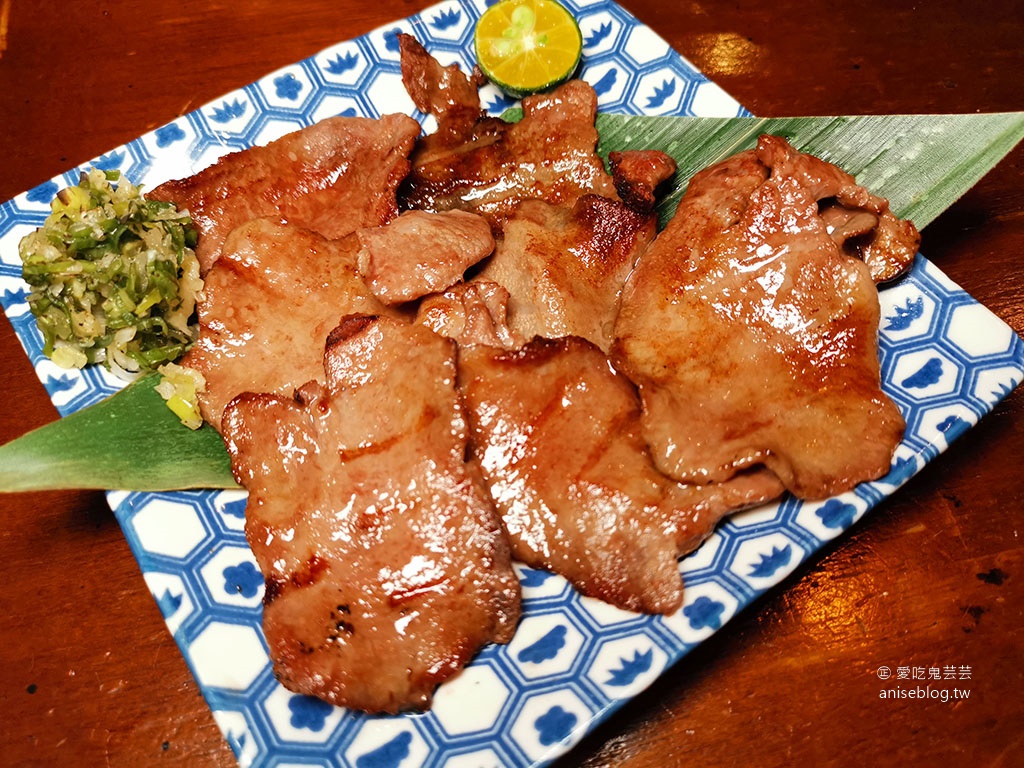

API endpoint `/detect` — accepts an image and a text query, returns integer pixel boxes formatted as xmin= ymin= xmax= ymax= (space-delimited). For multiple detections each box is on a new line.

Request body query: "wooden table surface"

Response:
xmin=1 ymin=1 xmax=1021 ymax=766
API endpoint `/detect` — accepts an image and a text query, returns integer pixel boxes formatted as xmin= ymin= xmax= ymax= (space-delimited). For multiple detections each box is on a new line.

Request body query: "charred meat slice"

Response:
xmin=475 ymin=195 xmax=656 ymax=352
xmin=612 ymin=135 xmax=907 ymax=500
xmin=398 ymin=34 xmax=620 ymax=230
xmin=150 ymin=114 xmax=420 ymax=273
xmin=398 ymin=32 xmax=487 ymax=141
xmin=609 ymin=149 xmax=678 ymax=213
xmin=459 ymin=336 xmax=784 ymax=614
xmin=180 ymin=219 xmax=393 ymax=430
xmin=356 ymin=210 xmax=494 ymax=304
xmin=222 ymin=316 xmax=521 ymax=714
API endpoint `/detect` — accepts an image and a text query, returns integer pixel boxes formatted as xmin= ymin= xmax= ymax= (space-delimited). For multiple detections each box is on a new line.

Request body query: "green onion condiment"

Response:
xmin=19 ymin=169 xmax=203 ymax=376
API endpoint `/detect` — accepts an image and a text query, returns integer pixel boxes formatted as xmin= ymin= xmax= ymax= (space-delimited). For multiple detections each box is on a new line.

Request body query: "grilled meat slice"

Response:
xmin=474 ymin=195 xmax=657 ymax=352
xmin=222 ymin=316 xmax=521 ymax=713
xmin=151 ymin=113 xmax=420 ymax=273
xmin=609 ymin=149 xmax=678 ymax=213
xmin=612 ymin=135 xmax=908 ymax=500
xmin=459 ymin=336 xmax=784 ymax=614
xmin=356 ymin=210 xmax=494 ymax=304
xmin=398 ymin=32 xmax=487 ymax=142
xmin=180 ymin=218 xmax=393 ymax=430
xmin=397 ymin=34 xmax=620 ymax=231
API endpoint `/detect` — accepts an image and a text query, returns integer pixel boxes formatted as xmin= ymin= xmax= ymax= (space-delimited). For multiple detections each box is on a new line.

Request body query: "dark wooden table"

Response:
xmin=1 ymin=2 xmax=1021 ymax=766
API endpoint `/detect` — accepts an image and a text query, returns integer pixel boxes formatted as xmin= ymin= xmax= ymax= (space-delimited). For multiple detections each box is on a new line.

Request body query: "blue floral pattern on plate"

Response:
xmin=0 ymin=1 xmax=1021 ymax=766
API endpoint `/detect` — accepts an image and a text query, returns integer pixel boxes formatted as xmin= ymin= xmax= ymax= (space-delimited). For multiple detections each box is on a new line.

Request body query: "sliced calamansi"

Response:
xmin=474 ymin=0 xmax=583 ymax=99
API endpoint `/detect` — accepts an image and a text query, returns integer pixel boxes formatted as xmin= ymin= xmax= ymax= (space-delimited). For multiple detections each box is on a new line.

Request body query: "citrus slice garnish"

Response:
xmin=474 ymin=0 xmax=583 ymax=99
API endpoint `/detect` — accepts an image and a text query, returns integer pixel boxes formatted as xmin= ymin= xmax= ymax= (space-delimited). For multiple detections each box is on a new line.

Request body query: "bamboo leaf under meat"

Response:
xmin=591 ymin=112 xmax=1024 ymax=229
xmin=0 ymin=372 xmax=237 ymax=491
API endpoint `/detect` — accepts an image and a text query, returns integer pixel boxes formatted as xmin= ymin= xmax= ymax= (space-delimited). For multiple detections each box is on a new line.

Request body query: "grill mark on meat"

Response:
xmin=293 ymin=554 xmax=329 ymax=587
xmin=324 ymin=603 xmax=357 ymax=639
xmin=326 ymin=314 xmax=377 ymax=347
xmin=332 ymin=619 xmax=356 ymax=636
xmin=459 ymin=336 xmax=783 ymax=613
xmin=264 ymin=576 xmax=284 ymax=606
xmin=336 ymin=404 xmax=441 ymax=462
xmin=263 ymin=555 xmax=329 ymax=606
xmin=222 ymin=315 xmax=520 ymax=713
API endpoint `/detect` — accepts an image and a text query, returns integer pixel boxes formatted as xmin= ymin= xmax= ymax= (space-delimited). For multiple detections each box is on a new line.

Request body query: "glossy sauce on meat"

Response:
xmin=151 ymin=114 xmax=420 ymax=273
xmin=474 ymin=195 xmax=657 ymax=352
xmin=397 ymin=34 xmax=619 ymax=231
xmin=612 ymin=135 xmax=909 ymax=499
xmin=181 ymin=218 xmax=394 ymax=430
xmin=222 ymin=316 xmax=520 ymax=713
xmin=459 ymin=336 xmax=784 ymax=613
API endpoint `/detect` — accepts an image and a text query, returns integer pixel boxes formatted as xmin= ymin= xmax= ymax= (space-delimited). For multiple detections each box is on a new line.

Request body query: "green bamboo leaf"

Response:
xmin=2 ymin=112 xmax=1022 ymax=493
xmin=0 ymin=372 xmax=238 ymax=492
xmin=592 ymin=113 xmax=1024 ymax=229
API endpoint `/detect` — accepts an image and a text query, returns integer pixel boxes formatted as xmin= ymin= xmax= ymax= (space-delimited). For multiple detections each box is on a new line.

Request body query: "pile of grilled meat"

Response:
xmin=151 ymin=35 xmax=919 ymax=713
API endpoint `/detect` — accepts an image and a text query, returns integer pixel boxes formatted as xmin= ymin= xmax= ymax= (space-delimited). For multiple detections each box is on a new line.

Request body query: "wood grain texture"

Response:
xmin=0 ymin=1 xmax=1020 ymax=766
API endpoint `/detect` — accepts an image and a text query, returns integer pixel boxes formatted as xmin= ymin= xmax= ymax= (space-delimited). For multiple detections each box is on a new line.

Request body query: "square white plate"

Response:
xmin=0 ymin=1 xmax=1020 ymax=766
